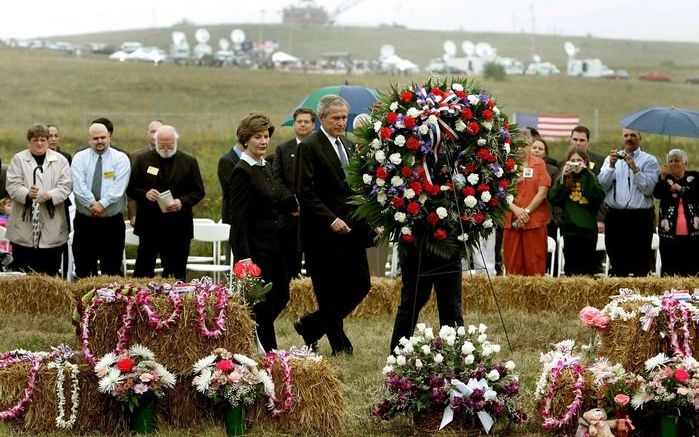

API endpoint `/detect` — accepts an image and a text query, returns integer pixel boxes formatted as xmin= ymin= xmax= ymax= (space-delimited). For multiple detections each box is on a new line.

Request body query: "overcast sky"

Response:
xmin=2 ymin=0 xmax=698 ymax=43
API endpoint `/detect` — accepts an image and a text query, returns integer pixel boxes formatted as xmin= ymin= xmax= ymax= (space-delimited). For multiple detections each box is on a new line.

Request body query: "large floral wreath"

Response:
xmin=348 ymin=78 xmax=520 ymax=259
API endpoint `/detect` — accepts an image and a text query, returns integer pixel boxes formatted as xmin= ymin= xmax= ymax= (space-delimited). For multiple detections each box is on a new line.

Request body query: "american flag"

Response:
xmin=513 ymin=113 xmax=580 ymax=138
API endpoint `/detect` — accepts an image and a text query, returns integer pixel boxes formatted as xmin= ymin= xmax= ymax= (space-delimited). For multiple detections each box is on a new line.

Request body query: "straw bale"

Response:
xmin=83 ymin=293 xmax=256 ymax=374
xmin=251 ymin=358 xmax=345 ymax=436
xmin=0 ymin=274 xmax=73 ymax=318
xmin=534 ymin=367 xmax=595 ymax=434
xmin=71 ymin=276 xmax=170 ymax=302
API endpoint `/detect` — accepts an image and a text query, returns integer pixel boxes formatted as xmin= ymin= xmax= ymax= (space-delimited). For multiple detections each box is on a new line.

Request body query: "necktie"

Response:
xmin=92 ymin=155 xmax=102 ymax=201
xmin=335 ymin=138 xmax=348 ymax=166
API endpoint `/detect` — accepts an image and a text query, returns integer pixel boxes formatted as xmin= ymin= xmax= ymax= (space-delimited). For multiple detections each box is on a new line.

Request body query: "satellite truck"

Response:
xmin=564 ymin=41 xmax=614 ymax=78
xmin=170 ymin=31 xmax=190 ymax=65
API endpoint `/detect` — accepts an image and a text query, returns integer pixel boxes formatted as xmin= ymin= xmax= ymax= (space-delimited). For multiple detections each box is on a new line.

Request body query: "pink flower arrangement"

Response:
xmin=632 ymin=354 xmax=699 ymax=415
xmin=579 ymin=306 xmax=611 ymax=331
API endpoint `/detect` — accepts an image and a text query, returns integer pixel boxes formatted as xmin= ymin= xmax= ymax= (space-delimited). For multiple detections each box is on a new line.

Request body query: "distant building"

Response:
xmin=282 ymin=1 xmax=329 ymax=26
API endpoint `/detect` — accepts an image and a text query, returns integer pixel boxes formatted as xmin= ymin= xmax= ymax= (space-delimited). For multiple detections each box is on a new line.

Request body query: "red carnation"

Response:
xmin=464 ymin=163 xmax=477 ymax=174
xmin=467 ymin=122 xmax=480 ymax=135
xmin=482 ymin=109 xmax=493 ymax=121
xmin=675 ymin=368 xmax=690 ymax=383
xmin=405 ymin=136 xmax=420 ymax=150
xmin=462 ymin=186 xmax=475 ymax=197
xmin=473 ymin=213 xmax=486 ymax=224
xmin=461 ymin=108 xmax=473 ymax=120
xmin=400 ymin=90 xmax=413 ymax=103
xmin=117 ymin=358 xmax=135 ymax=372
xmin=406 ymin=202 xmax=420 ymax=214
xmin=391 ymin=197 xmax=405 ymax=208
xmin=404 ymin=116 xmax=416 ymax=129
xmin=455 ymin=90 xmax=466 ymax=99
xmin=425 ymin=184 xmax=440 ymax=196
xmin=410 ymin=181 xmax=423 ymax=195
xmin=380 ymin=127 xmax=393 ymax=139
xmin=504 ymin=122 xmax=510 ymax=130
xmin=386 ymin=112 xmax=398 ymax=124
xmin=402 ymin=233 xmax=415 ymax=243
xmin=504 ymin=158 xmax=515 ymax=171
xmin=477 ymin=183 xmax=489 ymax=193
xmin=444 ymin=182 xmax=454 ymax=191
xmin=460 ymin=214 xmax=471 ymax=222
xmin=431 ymin=88 xmax=444 ymax=97
xmin=499 ymin=180 xmax=509 ymax=189
xmin=426 ymin=212 xmax=440 ymax=226
xmin=504 ymin=136 xmax=512 ymax=144
xmin=488 ymin=198 xmax=500 ymax=207
xmin=416 ymin=166 xmax=425 ymax=178
xmin=433 ymin=228 xmax=448 ymax=240
xmin=216 ymin=359 xmax=234 ymax=372
xmin=376 ymin=166 xmax=388 ymax=179
xmin=487 ymin=99 xmax=495 ymax=108
xmin=401 ymin=167 xmax=413 ymax=178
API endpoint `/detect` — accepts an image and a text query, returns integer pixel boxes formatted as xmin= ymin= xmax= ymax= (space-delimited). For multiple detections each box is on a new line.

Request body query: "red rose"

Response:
xmin=499 ymin=180 xmax=509 ymax=189
xmin=461 ymin=108 xmax=473 ymax=120
xmin=482 ymin=109 xmax=493 ymax=121
xmin=477 ymin=183 xmax=490 ymax=193
xmin=216 ymin=359 xmax=234 ymax=372
xmin=405 ymin=136 xmax=420 ymax=150
xmin=402 ymin=233 xmax=415 ymax=243
xmin=376 ymin=166 xmax=388 ymax=179
xmin=391 ymin=197 xmax=405 ymax=208
xmin=406 ymin=202 xmax=420 ymax=214
xmin=467 ymin=122 xmax=480 ymax=135
xmin=400 ymin=90 xmax=413 ymax=103
xmin=401 ymin=167 xmax=413 ymax=178
xmin=473 ymin=213 xmax=485 ymax=224
xmin=504 ymin=158 xmax=515 ymax=171
xmin=433 ymin=228 xmax=448 ymax=240
xmin=404 ymin=116 xmax=416 ymax=129
xmin=488 ymin=198 xmax=500 ymax=207
xmin=675 ymin=368 xmax=690 ymax=383
xmin=426 ymin=212 xmax=440 ymax=226
xmin=380 ymin=127 xmax=393 ymax=139
xmin=386 ymin=112 xmax=398 ymax=124
xmin=410 ymin=181 xmax=423 ymax=195
xmin=247 ymin=263 xmax=261 ymax=277
xmin=117 ymin=358 xmax=135 ymax=372
xmin=462 ymin=186 xmax=475 ymax=197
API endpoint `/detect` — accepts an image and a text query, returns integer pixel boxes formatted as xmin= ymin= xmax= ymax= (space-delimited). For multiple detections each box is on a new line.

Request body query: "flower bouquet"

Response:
xmin=632 ymin=353 xmax=699 ymax=434
xmin=349 ymin=78 xmax=520 ymax=260
xmin=373 ymin=323 xmax=524 ymax=434
xmin=231 ymin=261 xmax=272 ymax=305
xmin=94 ymin=344 xmax=176 ymax=433
xmin=192 ymin=348 xmax=275 ymax=436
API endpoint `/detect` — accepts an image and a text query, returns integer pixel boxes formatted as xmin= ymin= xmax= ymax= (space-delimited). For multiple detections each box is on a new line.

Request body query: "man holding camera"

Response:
xmin=597 ymin=128 xmax=659 ymax=276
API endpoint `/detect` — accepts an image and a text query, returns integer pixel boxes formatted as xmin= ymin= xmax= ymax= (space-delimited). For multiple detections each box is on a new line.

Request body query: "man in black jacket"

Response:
xmin=294 ymin=95 xmax=371 ymax=355
xmin=127 ymin=125 xmax=205 ymax=280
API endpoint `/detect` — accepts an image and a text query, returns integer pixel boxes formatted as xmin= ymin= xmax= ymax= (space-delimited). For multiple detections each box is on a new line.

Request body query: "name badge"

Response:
xmin=589 ymin=162 xmax=595 ymax=170
xmin=103 ymin=171 xmax=115 ymax=179
xmin=47 ymin=155 xmax=58 ymax=163
xmin=147 ymin=166 xmax=159 ymax=176
xmin=523 ymin=167 xmax=534 ymax=178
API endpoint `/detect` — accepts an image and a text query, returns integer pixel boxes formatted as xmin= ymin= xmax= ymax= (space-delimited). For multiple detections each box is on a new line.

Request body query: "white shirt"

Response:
xmin=71 ymin=146 xmax=131 ymax=217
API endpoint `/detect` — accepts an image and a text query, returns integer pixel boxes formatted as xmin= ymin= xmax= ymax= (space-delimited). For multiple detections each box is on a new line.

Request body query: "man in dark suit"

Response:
xmin=126 ymin=125 xmax=205 ymax=280
xmin=218 ymin=143 xmax=243 ymax=224
xmin=294 ymin=95 xmax=371 ymax=355
xmin=273 ymin=107 xmax=315 ymax=278
xmin=128 ymin=119 xmax=162 ymax=226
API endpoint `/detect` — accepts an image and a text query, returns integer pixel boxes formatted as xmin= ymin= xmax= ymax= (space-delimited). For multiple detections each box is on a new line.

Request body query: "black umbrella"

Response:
xmin=31 ymin=166 xmax=43 ymax=248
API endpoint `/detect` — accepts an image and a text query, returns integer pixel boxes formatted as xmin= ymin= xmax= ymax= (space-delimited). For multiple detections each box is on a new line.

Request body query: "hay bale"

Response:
xmin=157 ymin=374 xmax=218 ymax=432
xmin=82 ymin=293 xmax=256 ymax=375
xmin=251 ymin=358 xmax=344 ymax=436
xmin=0 ymin=274 xmax=72 ymax=318
xmin=534 ymin=367 xmax=595 ymax=434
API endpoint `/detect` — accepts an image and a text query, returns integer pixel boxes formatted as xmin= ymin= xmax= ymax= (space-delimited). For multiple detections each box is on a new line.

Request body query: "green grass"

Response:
xmin=0 ymin=307 xmax=585 ymax=436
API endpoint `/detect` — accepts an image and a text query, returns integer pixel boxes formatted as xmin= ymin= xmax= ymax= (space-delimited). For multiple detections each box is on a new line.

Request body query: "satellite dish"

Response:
xmin=195 ymin=28 xmax=210 ymax=44
xmin=533 ymin=54 xmax=542 ymax=63
xmin=461 ymin=40 xmax=474 ymax=56
xmin=564 ymin=41 xmax=577 ymax=56
xmin=380 ymin=44 xmax=395 ymax=58
xmin=443 ymin=40 xmax=457 ymax=57
xmin=231 ymin=29 xmax=245 ymax=44
xmin=171 ymin=31 xmax=186 ymax=45
xmin=475 ymin=42 xmax=492 ymax=58
xmin=219 ymin=38 xmax=230 ymax=50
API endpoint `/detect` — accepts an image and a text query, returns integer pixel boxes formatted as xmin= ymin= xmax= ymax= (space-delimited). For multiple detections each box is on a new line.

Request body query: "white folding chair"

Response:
xmin=389 ymin=242 xmax=400 ymax=278
xmin=123 ymin=227 xmax=139 ymax=276
xmin=546 ymin=236 xmax=556 ymax=277
xmin=596 ymin=233 xmax=609 ymax=277
xmin=652 ymin=233 xmax=661 ymax=277
xmin=556 ymin=229 xmax=565 ymax=277
xmin=186 ymin=222 xmax=232 ymax=285
xmin=188 ymin=219 xmax=219 ymax=263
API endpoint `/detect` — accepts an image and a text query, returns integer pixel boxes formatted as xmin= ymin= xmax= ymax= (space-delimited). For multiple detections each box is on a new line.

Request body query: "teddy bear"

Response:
xmin=582 ymin=408 xmax=617 ymax=437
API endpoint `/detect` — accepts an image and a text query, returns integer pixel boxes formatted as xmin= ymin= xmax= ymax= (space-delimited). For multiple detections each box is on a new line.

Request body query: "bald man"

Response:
xmin=126 ymin=125 xmax=205 ymax=280
xmin=71 ymin=122 xmax=131 ymax=277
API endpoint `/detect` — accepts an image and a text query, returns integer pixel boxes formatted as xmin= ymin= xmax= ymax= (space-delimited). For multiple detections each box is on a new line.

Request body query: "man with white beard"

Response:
xmin=126 ymin=125 xmax=205 ymax=280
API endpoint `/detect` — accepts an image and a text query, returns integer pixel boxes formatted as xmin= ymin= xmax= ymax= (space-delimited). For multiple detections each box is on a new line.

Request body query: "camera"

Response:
xmin=565 ymin=161 xmax=582 ymax=169
xmin=615 ymin=150 xmax=628 ymax=159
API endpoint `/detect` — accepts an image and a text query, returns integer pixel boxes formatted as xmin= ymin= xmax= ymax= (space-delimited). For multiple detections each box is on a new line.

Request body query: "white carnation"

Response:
xmin=428 ymin=114 xmax=438 ymax=123
xmin=464 ymin=196 xmax=477 ymax=208
xmin=419 ymin=124 xmax=429 ymax=135
xmin=362 ymin=174 xmax=372 ymax=184
xmin=457 ymin=326 xmax=466 ymax=336
xmin=493 ymin=106 xmax=500 ymax=114
xmin=389 ymin=153 xmax=402 ymax=165
xmin=482 ymin=121 xmax=493 ymax=131
xmin=467 ymin=95 xmax=480 ymax=105
xmin=377 ymin=192 xmax=387 ymax=205
xmin=482 ymin=345 xmax=493 ymax=356
xmin=479 ymin=323 xmax=488 ymax=333
xmin=415 ymin=359 xmax=423 ymax=368
xmin=461 ymin=341 xmax=475 ymax=355
xmin=394 ymin=135 xmax=406 ymax=146
xmin=386 ymin=355 xmax=396 ymax=365
xmin=503 ymin=143 xmax=511 ymax=154
xmin=389 ymin=101 xmax=398 ymax=111
xmin=424 ymin=328 xmax=434 ymax=340
xmin=468 ymin=325 xmax=477 ymax=334
xmin=506 ymin=194 xmax=514 ymax=205
xmin=373 ymin=121 xmax=382 ymax=132
xmin=375 ymin=178 xmax=385 ymax=187
xmin=436 ymin=207 xmax=448 ymax=219
xmin=505 ymin=360 xmax=516 ymax=370
xmin=477 ymin=333 xmax=488 ymax=343
xmin=457 ymin=233 xmax=469 ymax=242
xmin=464 ymin=355 xmax=475 ymax=365
xmin=446 ymin=337 xmax=455 ymax=346
xmin=371 ymin=138 xmax=382 ymax=149
xmin=390 ymin=176 xmax=404 ymax=187
xmin=404 ymin=188 xmax=415 ymax=199
xmin=434 ymin=353 xmax=444 ymax=364
xmin=416 ymin=323 xmax=426 ymax=332
xmin=467 ymin=173 xmax=479 ymax=185
xmin=480 ymin=191 xmax=491 ymax=202
xmin=455 ymin=119 xmax=467 ymax=132
xmin=492 ymin=344 xmax=501 ymax=353
xmin=484 ymin=389 xmax=497 ymax=401
xmin=399 ymin=337 xmax=410 ymax=346
xmin=394 ymin=212 xmax=406 ymax=223
xmin=375 ymin=150 xmax=387 ymax=163
xmin=440 ymin=185 xmax=449 ymax=191
xmin=400 ymin=226 xmax=412 ymax=235
xmin=487 ymin=369 xmax=500 ymax=381
xmin=451 ymin=83 xmax=464 ymax=92
xmin=477 ymin=138 xmax=487 ymax=146
xmin=484 ymin=219 xmax=493 ymax=228
xmin=406 ymin=107 xmax=420 ymax=118
xmin=421 ymin=345 xmax=431 ymax=355
xmin=396 ymin=355 xmax=406 ymax=366
xmin=494 ymin=167 xmax=504 ymax=178
xmin=383 ymin=365 xmax=394 ymax=374
xmin=418 ymin=193 xmax=428 ymax=204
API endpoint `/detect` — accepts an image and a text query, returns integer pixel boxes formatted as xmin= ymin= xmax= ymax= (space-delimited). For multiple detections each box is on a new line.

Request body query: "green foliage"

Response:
xmin=484 ymin=62 xmax=507 ymax=81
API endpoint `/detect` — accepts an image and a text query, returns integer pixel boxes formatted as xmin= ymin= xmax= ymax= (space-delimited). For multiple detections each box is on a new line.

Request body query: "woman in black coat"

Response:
xmin=229 ymin=112 xmax=297 ymax=351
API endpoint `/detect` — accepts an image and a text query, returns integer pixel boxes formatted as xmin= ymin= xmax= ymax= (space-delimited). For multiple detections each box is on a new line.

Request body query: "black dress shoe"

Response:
xmin=294 ymin=319 xmax=319 ymax=353
xmin=331 ymin=345 xmax=353 ymax=356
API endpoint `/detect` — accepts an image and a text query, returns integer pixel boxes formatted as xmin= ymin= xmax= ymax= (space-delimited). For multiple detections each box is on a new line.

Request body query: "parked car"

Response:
xmin=685 ymin=76 xmax=699 ymax=84
xmin=639 ymin=71 xmax=672 ymax=82
xmin=603 ymin=69 xmax=629 ymax=80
